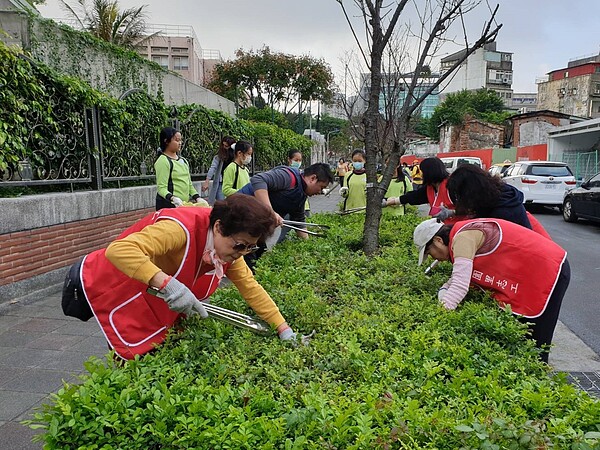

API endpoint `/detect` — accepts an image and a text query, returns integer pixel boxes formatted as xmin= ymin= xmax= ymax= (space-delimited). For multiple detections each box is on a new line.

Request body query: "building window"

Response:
xmin=151 ymin=46 xmax=168 ymax=53
xmin=152 ymin=55 xmax=169 ymax=69
xmin=173 ymin=56 xmax=189 ymax=70
xmin=171 ymin=47 xmax=188 ymax=54
xmin=564 ymin=71 xmax=569 ymax=78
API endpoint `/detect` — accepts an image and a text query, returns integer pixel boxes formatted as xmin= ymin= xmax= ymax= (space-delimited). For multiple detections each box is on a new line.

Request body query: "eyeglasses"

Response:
xmin=230 ymin=238 xmax=260 ymax=254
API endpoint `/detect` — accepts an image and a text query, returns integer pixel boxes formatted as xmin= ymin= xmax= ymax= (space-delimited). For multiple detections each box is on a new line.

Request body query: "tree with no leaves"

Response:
xmin=335 ymin=0 xmax=502 ymax=255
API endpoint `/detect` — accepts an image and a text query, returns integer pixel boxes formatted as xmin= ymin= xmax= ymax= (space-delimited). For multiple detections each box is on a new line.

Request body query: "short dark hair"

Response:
xmin=420 ymin=157 xmax=449 ymax=185
xmin=210 ymin=194 xmax=276 ymax=240
xmin=304 ymin=163 xmax=334 ymax=184
xmin=352 ymin=149 xmax=366 ymax=160
xmin=447 ymin=164 xmax=503 ymax=216
xmin=159 ymin=127 xmax=179 ymax=151
xmin=288 ymin=149 xmax=302 ymax=160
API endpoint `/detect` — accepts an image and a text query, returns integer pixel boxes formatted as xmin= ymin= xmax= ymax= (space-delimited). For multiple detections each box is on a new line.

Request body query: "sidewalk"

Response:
xmin=1 ymin=191 xmax=599 ymax=449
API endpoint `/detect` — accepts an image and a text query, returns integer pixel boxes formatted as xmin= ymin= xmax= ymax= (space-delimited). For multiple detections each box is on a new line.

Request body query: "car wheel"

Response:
xmin=562 ymin=198 xmax=578 ymax=222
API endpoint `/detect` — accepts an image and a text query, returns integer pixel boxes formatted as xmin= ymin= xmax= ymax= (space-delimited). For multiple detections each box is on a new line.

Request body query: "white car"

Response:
xmin=503 ymin=161 xmax=576 ymax=208
xmin=439 ymin=156 xmax=483 ymax=174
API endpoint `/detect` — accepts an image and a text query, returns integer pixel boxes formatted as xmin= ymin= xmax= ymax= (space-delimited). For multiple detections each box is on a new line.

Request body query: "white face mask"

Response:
xmin=243 ymin=155 xmax=252 ymax=165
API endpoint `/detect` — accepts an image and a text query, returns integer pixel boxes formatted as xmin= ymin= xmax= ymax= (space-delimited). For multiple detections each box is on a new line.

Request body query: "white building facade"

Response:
xmin=440 ymin=42 xmax=513 ymax=105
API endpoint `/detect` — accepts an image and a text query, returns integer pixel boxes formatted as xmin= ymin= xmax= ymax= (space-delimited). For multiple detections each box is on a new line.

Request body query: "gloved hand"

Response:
xmin=321 ymin=188 xmax=331 ymax=195
xmin=161 ymin=277 xmax=208 ymax=317
xmin=279 ymin=328 xmax=315 ymax=346
xmin=433 ymin=206 xmax=455 ymax=221
xmin=279 ymin=327 xmax=297 ymax=341
xmin=381 ymin=198 xmax=389 ymax=208
xmin=171 ymin=196 xmax=184 ymax=207
xmin=339 ymin=186 xmax=349 ymax=198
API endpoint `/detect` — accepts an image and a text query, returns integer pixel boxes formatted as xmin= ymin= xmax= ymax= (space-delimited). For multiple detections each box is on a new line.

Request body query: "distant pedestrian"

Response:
xmin=336 ymin=158 xmax=348 ymax=187
xmin=410 ymin=160 xmax=423 ymax=190
xmin=202 ymin=136 xmax=236 ymax=203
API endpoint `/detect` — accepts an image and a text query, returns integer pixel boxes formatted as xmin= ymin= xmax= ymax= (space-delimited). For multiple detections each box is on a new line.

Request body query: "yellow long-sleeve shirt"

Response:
xmin=105 ymin=220 xmax=286 ymax=327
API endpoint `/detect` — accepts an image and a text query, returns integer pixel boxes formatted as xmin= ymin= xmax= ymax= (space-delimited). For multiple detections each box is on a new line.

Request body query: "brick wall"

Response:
xmin=0 ymin=208 xmax=152 ymax=287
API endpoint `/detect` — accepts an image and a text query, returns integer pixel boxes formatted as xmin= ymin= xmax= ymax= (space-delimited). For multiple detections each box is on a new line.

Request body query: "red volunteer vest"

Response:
xmin=426 ymin=179 xmax=460 ymax=224
xmin=81 ymin=207 xmax=230 ymax=359
xmin=449 ymin=219 xmax=566 ymax=318
xmin=526 ymin=212 xmax=552 ymax=240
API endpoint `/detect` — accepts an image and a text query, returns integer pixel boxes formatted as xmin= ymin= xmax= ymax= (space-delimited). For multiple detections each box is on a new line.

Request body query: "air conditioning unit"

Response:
xmin=502 ymin=77 xmax=510 ymax=84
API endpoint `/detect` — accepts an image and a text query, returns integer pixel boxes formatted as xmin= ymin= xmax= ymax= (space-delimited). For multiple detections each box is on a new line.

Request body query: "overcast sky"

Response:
xmin=37 ymin=0 xmax=600 ymax=93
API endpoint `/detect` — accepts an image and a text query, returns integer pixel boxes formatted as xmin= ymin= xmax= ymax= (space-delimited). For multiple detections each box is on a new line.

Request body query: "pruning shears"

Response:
xmin=147 ymin=287 xmax=271 ymax=335
xmin=282 ymin=220 xmax=329 ymax=237
xmin=336 ymin=206 xmax=366 ymax=216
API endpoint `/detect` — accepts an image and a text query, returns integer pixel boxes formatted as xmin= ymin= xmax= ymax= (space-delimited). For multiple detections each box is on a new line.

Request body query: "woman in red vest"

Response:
xmin=384 ymin=157 xmax=459 ymax=224
xmin=62 ymin=194 xmax=300 ymax=360
xmin=413 ymin=218 xmax=570 ymax=363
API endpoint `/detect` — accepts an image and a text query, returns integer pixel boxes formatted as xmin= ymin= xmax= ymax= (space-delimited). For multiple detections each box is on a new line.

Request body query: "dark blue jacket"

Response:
xmin=238 ymin=166 xmax=307 ymax=222
xmin=485 ymin=183 xmax=532 ymax=229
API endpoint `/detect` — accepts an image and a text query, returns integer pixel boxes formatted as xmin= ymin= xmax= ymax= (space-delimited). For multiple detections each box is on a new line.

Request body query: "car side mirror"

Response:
xmin=581 ymin=181 xmax=590 ymax=189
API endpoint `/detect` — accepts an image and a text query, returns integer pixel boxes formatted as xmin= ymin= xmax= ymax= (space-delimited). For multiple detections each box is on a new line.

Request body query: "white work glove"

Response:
xmin=161 ymin=277 xmax=208 ymax=317
xmin=279 ymin=328 xmax=316 ymax=346
xmin=381 ymin=198 xmax=389 ymax=208
xmin=171 ymin=196 xmax=184 ymax=207
xmin=433 ymin=206 xmax=455 ymax=221
xmin=279 ymin=328 xmax=297 ymax=341
xmin=437 ymin=282 xmax=450 ymax=301
xmin=339 ymin=186 xmax=349 ymax=198
xmin=321 ymin=188 xmax=331 ymax=195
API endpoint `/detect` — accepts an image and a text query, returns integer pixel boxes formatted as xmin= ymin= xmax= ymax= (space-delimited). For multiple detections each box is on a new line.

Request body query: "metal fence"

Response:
xmin=0 ymin=96 xmax=225 ymax=191
xmin=561 ymin=150 xmax=600 ymax=183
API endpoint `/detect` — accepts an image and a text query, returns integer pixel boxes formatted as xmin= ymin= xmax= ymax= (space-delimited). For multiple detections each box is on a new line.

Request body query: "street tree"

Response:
xmin=60 ymin=0 xmax=156 ymax=49
xmin=336 ymin=0 xmax=502 ymax=255
xmin=208 ymin=46 xmax=335 ymax=116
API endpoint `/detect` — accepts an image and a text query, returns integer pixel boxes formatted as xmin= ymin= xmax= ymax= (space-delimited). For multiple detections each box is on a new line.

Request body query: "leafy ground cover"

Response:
xmin=30 ymin=213 xmax=600 ymax=449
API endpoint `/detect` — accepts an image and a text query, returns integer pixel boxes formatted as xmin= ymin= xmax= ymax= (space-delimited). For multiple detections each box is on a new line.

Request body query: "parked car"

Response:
xmin=488 ymin=162 xmax=512 ymax=178
xmin=503 ymin=161 xmax=576 ymax=208
xmin=439 ymin=156 xmax=483 ymax=173
xmin=562 ymin=172 xmax=600 ymax=223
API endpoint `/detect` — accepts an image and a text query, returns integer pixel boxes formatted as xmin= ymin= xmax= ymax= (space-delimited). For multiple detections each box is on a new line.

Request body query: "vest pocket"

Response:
xmin=108 ymin=293 xmax=170 ymax=348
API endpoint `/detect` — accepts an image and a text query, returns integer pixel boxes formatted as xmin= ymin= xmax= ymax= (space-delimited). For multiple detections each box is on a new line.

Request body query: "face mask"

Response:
xmin=290 ymin=161 xmax=301 ymax=169
xmin=243 ymin=155 xmax=252 ymax=165
xmin=353 ymin=162 xmax=364 ymax=170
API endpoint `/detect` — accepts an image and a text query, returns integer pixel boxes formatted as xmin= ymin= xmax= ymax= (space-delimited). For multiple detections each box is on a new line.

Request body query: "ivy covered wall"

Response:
xmin=0 ymin=7 xmax=234 ymax=113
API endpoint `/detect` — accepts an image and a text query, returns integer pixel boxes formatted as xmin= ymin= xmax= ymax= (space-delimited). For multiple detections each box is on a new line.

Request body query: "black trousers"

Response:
xmin=519 ymin=258 xmax=571 ymax=363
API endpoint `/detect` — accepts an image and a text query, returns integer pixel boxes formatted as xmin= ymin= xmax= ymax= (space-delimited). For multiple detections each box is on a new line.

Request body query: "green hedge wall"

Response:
xmin=29 ymin=212 xmax=600 ymax=449
xmin=0 ymin=40 xmax=312 ymax=184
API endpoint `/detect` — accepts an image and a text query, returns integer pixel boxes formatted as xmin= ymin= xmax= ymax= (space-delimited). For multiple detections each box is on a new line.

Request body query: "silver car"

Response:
xmin=503 ymin=161 xmax=576 ymax=208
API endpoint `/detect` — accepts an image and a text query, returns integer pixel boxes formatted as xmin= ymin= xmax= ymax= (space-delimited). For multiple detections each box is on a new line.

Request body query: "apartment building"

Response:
xmin=356 ymin=72 xmax=440 ymax=118
xmin=440 ymin=41 xmax=513 ymax=106
xmin=136 ymin=24 xmax=222 ymax=86
xmin=537 ymin=53 xmax=600 ymax=119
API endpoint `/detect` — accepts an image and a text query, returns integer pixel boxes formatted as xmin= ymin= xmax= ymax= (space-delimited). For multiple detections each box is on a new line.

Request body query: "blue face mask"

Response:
xmin=353 ymin=161 xmax=364 ymax=170
xmin=290 ymin=161 xmax=302 ymax=169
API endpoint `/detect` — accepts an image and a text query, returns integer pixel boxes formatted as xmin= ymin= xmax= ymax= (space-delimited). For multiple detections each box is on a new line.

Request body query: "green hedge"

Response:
xmin=29 ymin=213 xmax=600 ymax=448
xmin=0 ymin=40 xmax=311 ymax=185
